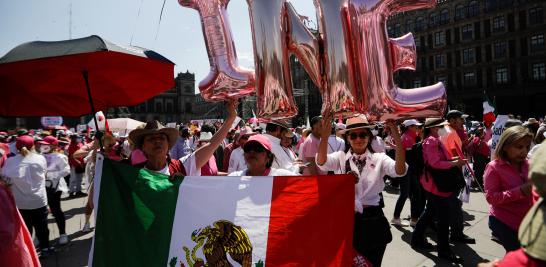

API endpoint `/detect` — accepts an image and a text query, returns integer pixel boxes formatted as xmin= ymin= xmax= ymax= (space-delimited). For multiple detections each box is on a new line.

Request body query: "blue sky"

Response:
xmin=0 ymin=0 xmax=317 ymax=93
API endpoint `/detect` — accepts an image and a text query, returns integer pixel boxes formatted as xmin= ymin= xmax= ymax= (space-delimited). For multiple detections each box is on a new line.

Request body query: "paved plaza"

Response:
xmin=39 ymin=187 xmax=505 ymax=267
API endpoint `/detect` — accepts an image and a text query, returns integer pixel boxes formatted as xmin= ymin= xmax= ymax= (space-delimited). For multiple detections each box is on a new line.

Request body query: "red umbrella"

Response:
xmin=0 ymin=35 xmax=174 ymax=121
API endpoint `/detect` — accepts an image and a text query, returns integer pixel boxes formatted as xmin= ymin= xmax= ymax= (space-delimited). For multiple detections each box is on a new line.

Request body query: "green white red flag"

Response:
xmin=88 ymin=156 xmax=355 ymax=267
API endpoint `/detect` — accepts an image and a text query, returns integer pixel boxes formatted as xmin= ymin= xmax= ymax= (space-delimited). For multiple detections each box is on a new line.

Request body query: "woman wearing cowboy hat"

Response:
xmin=127 ymin=100 xmax=238 ymax=177
xmin=316 ymin=115 xmax=407 ymax=267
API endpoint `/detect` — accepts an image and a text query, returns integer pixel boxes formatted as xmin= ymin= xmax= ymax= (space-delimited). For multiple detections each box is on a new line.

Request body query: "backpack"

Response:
xmin=406 ymin=142 xmax=424 ymax=178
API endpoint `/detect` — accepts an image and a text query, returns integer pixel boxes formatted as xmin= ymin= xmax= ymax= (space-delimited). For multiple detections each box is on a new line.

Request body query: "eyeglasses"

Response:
xmin=243 ymin=144 xmax=266 ymax=153
xmin=349 ymin=132 xmax=369 ymax=140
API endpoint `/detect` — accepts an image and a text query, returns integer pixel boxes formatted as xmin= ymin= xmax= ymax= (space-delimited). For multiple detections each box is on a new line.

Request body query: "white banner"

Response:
xmin=490 ymin=115 xmax=509 ymax=158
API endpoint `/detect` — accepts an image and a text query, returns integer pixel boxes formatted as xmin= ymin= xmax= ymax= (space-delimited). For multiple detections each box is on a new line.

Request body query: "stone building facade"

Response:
xmin=388 ymin=0 xmax=545 ymax=119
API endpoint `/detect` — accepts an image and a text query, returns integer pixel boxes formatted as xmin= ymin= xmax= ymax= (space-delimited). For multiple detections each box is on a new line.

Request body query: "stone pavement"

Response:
xmin=39 ymin=187 xmax=505 ymax=267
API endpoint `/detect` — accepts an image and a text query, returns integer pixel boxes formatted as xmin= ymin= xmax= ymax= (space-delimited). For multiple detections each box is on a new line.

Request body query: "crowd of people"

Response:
xmin=1 ymin=102 xmax=545 ymax=266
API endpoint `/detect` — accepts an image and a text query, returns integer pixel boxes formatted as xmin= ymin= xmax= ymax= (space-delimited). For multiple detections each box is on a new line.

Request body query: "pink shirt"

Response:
xmin=497 ymin=248 xmax=546 ymax=267
xmin=200 ymin=155 xmax=218 ymax=176
xmin=301 ymin=134 xmax=327 ymax=175
xmin=401 ymin=130 xmax=417 ymax=150
xmin=484 ymin=159 xmax=532 ymax=231
xmin=420 ymin=135 xmax=454 ymax=197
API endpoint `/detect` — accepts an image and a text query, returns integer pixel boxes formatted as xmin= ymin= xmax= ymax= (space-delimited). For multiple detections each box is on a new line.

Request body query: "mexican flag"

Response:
xmin=483 ymin=94 xmax=496 ymax=126
xmin=88 ymin=156 xmax=354 ymax=267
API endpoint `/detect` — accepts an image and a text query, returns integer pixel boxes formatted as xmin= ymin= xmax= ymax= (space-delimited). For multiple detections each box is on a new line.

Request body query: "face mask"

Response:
xmin=40 ymin=145 xmax=51 ymax=154
xmin=371 ymin=130 xmax=379 ymax=136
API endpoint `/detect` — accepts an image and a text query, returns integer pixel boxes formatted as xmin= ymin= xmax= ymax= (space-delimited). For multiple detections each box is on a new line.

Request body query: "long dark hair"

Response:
xmin=343 ymin=128 xmax=375 ymax=153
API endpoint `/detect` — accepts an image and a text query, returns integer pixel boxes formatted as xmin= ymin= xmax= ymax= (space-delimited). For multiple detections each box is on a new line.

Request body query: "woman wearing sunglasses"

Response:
xmin=316 ymin=115 xmax=407 ymax=267
xmin=229 ymin=134 xmax=296 ymax=176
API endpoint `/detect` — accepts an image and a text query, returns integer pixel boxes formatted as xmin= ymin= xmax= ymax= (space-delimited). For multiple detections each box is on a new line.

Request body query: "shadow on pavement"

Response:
xmin=40 ymin=231 xmax=93 ymax=267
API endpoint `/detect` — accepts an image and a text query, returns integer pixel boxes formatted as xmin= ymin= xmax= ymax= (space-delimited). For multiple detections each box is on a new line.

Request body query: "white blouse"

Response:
xmin=317 ymin=149 xmax=407 ymax=212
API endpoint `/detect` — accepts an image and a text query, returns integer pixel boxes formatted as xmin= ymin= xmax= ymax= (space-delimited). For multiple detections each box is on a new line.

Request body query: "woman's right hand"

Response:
xmin=320 ymin=113 xmax=332 ymax=139
xmin=451 ymin=156 xmax=467 ymax=167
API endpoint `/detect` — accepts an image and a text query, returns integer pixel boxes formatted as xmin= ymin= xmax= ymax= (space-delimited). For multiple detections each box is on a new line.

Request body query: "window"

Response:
xmin=468 ymin=1 xmax=480 ymax=17
xmin=434 ymin=31 xmax=446 ymax=46
xmin=415 ymin=17 xmax=425 ymax=31
xmin=387 ymin=26 xmax=394 ymax=36
xmin=394 ymin=23 xmax=402 ymax=36
xmin=155 ymin=102 xmax=163 ymax=112
xmin=430 ymin=13 xmax=438 ymax=27
xmin=493 ymin=42 xmax=508 ymax=58
xmin=462 ymin=48 xmax=475 ymax=64
xmin=406 ymin=20 xmax=415 ymax=33
xmin=462 ymin=24 xmax=473 ymax=40
xmin=455 ymin=5 xmax=465 ymax=20
xmin=496 ymin=67 xmax=508 ymax=84
xmin=439 ymin=9 xmax=449 ymax=25
xmin=492 ymin=16 xmax=505 ymax=32
xmin=415 ymin=37 xmax=421 ymax=49
xmin=486 ymin=0 xmax=497 ymax=11
xmin=529 ymin=7 xmax=544 ymax=25
xmin=166 ymin=102 xmax=173 ymax=113
xmin=413 ymin=80 xmax=421 ymax=88
xmin=464 ymin=72 xmax=477 ymax=86
xmin=532 ymin=63 xmax=546 ymax=81
xmin=531 ymin=34 xmax=545 ymax=51
xmin=184 ymin=85 xmax=192 ymax=93
xmin=436 ymin=76 xmax=448 ymax=88
xmin=435 ymin=54 xmax=446 ymax=69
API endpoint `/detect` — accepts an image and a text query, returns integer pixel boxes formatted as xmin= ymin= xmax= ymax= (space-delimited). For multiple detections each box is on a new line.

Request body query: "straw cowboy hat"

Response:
xmin=423 ymin=118 xmax=449 ymax=129
xmin=128 ymin=120 xmax=178 ymax=149
xmin=339 ymin=115 xmax=373 ymax=134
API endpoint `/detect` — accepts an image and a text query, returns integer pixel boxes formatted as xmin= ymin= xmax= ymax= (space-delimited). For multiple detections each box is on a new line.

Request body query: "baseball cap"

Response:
xmin=243 ymin=134 xmax=272 ymax=153
xmin=446 ymin=110 xmax=469 ymax=120
xmin=38 ymin=136 xmax=59 ymax=146
xmin=402 ymin=119 xmax=422 ymax=127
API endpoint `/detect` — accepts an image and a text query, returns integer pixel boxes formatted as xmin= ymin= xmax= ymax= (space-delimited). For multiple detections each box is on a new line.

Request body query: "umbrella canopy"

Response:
xmin=0 ymin=35 xmax=175 ymax=117
xmin=87 ymin=117 xmax=145 ymax=135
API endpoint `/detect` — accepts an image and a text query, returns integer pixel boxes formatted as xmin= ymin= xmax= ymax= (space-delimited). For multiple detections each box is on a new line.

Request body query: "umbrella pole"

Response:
xmin=82 ymin=71 xmax=104 ymax=150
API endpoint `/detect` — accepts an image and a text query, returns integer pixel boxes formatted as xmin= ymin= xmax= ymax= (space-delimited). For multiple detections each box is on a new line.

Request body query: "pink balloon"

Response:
xmin=314 ymin=0 xmax=360 ymax=117
xmin=347 ymin=0 xmax=446 ymax=121
xmin=179 ymin=0 xmax=255 ymax=101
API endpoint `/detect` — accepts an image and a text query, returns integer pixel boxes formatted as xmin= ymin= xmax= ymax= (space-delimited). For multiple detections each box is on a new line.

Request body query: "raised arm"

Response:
xmin=316 ymin=114 xmax=333 ymax=166
xmin=194 ymin=100 xmax=237 ymax=170
xmin=386 ymin=121 xmax=406 ymax=176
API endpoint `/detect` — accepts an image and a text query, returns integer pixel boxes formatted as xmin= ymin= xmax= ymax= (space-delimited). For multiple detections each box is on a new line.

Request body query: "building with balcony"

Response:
xmin=388 ymin=0 xmax=545 ymax=119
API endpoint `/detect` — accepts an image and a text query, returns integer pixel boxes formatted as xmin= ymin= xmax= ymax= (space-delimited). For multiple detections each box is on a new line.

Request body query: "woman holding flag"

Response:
xmin=316 ymin=115 xmax=407 ymax=267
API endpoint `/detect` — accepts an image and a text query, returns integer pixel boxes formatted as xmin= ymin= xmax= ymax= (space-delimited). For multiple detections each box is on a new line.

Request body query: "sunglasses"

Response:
xmin=243 ymin=144 xmax=266 ymax=153
xmin=349 ymin=132 xmax=369 ymax=140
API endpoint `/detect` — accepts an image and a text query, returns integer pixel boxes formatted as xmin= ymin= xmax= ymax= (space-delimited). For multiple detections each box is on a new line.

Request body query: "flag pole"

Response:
xmin=82 ymin=71 xmax=104 ymax=150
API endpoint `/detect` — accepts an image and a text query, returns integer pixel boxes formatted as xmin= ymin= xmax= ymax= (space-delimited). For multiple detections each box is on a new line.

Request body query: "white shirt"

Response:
xmin=44 ymin=152 xmax=70 ymax=193
xmin=228 ymin=168 xmax=296 ymax=176
xmin=144 ymin=153 xmax=199 ymax=176
xmin=228 ymin=147 xmax=246 ymax=173
xmin=327 ymin=135 xmax=345 ymax=153
xmin=317 ymin=149 xmax=407 ymax=212
xmin=371 ymin=136 xmax=386 ymax=153
xmin=263 ymin=133 xmax=298 ymax=173
xmin=1 ymin=153 xmax=48 ymax=209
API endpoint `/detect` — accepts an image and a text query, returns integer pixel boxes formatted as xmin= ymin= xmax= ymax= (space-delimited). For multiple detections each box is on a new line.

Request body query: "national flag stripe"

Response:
xmin=265 ymin=175 xmax=354 ymax=266
xmin=90 ymin=157 xmax=182 ymax=267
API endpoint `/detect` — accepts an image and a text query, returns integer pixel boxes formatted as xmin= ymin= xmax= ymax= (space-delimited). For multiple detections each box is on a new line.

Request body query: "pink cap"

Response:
xmin=243 ymin=134 xmax=272 ymax=152
xmin=16 ymin=135 xmax=35 ymax=151
xmin=38 ymin=136 xmax=59 ymax=146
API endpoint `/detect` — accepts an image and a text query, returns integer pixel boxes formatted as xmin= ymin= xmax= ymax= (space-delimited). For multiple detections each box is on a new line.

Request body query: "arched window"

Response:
xmin=430 ymin=13 xmax=438 ymax=27
xmin=406 ymin=20 xmax=415 ymax=33
xmin=468 ymin=1 xmax=480 ymax=17
xmin=416 ymin=16 xmax=425 ymax=31
xmin=455 ymin=5 xmax=465 ymax=20
xmin=440 ymin=9 xmax=449 ymax=24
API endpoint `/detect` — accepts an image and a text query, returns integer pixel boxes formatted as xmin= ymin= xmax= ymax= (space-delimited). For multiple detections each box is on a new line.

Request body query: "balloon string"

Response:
xmin=130 ymin=0 xmax=145 ymax=45
xmin=155 ymin=0 xmax=167 ymax=42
